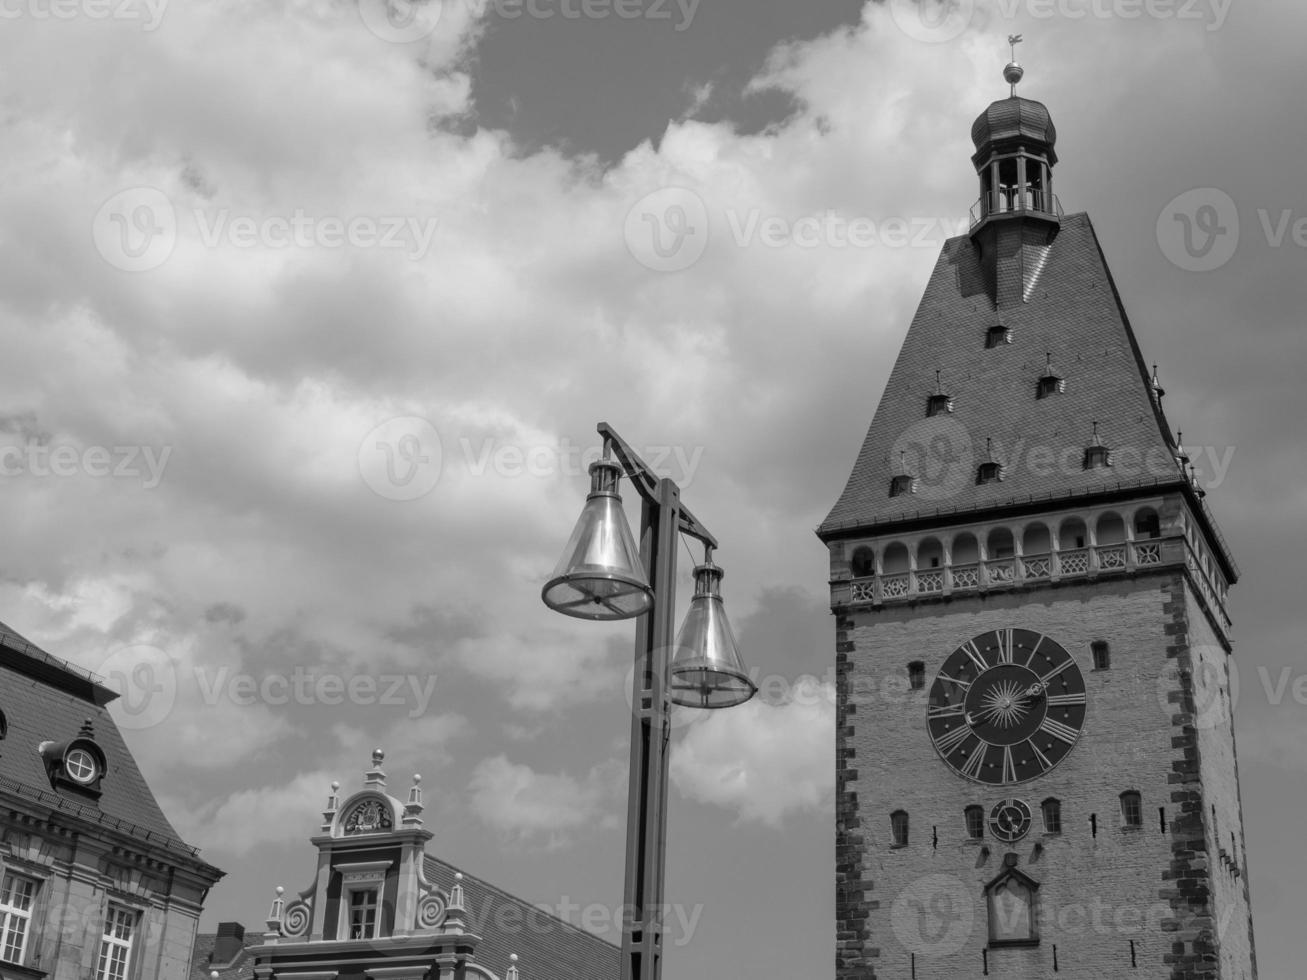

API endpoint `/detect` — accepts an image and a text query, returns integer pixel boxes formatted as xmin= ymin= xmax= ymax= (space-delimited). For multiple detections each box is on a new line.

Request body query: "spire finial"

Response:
xmin=934 ymin=369 xmax=942 ymax=393
xmin=1004 ymin=34 xmax=1025 ymax=96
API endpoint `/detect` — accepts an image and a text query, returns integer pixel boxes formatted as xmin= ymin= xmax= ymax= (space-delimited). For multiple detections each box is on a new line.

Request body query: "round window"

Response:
xmin=65 ymin=747 xmax=98 ymax=784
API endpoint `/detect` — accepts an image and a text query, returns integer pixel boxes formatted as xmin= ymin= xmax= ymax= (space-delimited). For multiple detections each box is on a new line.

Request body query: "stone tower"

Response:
xmin=818 ymin=59 xmax=1256 ymax=980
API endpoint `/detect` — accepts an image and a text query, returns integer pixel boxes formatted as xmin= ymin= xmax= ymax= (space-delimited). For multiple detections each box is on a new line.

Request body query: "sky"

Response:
xmin=0 ymin=0 xmax=1304 ymax=977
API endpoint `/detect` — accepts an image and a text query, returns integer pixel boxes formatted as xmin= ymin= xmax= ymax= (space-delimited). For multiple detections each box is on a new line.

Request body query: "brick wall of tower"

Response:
xmin=836 ymin=610 xmax=877 ymax=980
xmin=1160 ymin=581 xmax=1257 ymax=980
xmin=836 ymin=570 xmax=1250 ymax=980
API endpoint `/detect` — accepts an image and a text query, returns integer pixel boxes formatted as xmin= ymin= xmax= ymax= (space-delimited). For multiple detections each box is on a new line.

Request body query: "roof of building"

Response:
xmin=190 ymin=859 xmax=619 ymax=980
xmin=0 ymin=619 xmax=207 ymax=860
xmin=971 ymin=95 xmax=1058 ymax=161
xmin=819 ymin=212 xmax=1224 ymax=552
xmin=190 ymin=924 xmax=263 ymax=980
xmin=424 ymin=856 xmax=620 ymax=980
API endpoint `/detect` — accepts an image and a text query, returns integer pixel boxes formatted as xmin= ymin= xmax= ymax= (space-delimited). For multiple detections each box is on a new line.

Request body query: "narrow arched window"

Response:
xmin=1041 ymin=798 xmax=1062 ymax=834
xmin=890 ymin=810 xmax=909 ymax=847
xmin=965 ymin=805 xmax=985 ymax=840
xmin=1120 ymin=791 xmax=1143 ymax=829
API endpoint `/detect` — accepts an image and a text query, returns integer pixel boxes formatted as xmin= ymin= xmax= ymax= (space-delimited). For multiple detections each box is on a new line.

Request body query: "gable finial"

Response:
xmin=1004 ymin=35 xmax=1025 ymax=96
xmin=935 ymin=369 xmax=942 ymax=393
xmin=365 ymin=749 xmax=386 ymax=788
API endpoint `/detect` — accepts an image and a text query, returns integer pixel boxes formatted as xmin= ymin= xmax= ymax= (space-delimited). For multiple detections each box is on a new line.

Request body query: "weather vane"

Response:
xmin=1004 ymin=34 xmax=1025 ymax=96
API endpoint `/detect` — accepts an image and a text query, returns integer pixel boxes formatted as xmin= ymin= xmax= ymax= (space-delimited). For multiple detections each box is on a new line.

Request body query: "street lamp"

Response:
xmin=542 ymin=422 xmax=756 ymax=980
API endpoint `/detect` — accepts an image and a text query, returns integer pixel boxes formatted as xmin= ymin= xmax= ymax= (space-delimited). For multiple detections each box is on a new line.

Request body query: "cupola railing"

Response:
xmin=969 ymin=189 xmax=1063 ymax=229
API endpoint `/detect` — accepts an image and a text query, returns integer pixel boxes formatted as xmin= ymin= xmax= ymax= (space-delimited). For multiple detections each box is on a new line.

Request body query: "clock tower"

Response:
xmin=819 ymin=56 xmax=1257 ymax=980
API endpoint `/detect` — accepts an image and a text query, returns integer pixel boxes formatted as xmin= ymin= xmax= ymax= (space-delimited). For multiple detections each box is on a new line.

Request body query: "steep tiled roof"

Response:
xmin=0 ymin=620 xmax=203 ymax=858
xmin=190 ymin=926 xmax=262 ymax=980
xmin=424 ymin=856 xmax=619 ymax=980
xmin=820 ymin=212 xmax=1195 ymax=538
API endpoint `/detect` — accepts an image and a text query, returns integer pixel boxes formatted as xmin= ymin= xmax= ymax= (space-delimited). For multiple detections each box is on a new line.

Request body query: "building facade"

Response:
xmin=240 ymin=749 xmax=619 ymax=980
xmin=0 ymin=619 xmax=224 ymax=979
xmin=820 ymin=66 xmax=1257 ymax=980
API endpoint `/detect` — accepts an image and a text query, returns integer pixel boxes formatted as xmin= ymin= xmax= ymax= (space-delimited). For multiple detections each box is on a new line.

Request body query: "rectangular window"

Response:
xmin=890 ymin=811 xmax=909 ymax=847
xmin=1121 ymin=792 xmax=1143 ymax=829
xmin=1041 ymin=799 xmax=1062 ymax=835
xmin=0 ymin=873 xmax=37 ymax=964
xmin=349 ymin=889 xmax=379 ymax=940
xmin=97 ymin=905 xmax=136 ymax=980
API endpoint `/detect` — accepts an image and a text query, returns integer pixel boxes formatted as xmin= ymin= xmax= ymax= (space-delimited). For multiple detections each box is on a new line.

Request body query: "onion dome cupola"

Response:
xmin=969 ymin=37 xmax=1062 ymax=309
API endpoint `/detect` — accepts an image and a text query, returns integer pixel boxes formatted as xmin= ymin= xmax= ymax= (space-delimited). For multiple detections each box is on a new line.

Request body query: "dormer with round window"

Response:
xmin=38 ymin=718 xmax=108 ymax=799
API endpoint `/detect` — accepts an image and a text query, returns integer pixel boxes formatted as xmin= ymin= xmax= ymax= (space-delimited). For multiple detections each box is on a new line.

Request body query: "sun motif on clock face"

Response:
xmin=927 ymin=628 xmax=1087 ymax=785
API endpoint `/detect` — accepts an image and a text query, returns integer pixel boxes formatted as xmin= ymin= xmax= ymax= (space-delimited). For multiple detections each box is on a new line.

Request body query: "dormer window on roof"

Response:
xmin=1036 ymin=353 xmax=1065 ymax=399
xmin=889 ymin=474 xmax=918 ymax=497
xmin=986 ymin=325 xmax=1013 ymax=348
xmin=1083 ymin=422 xmax=1112 ymax=470
xmin=889 ymin=452 xmax=918 ymax=497
xmin=927 ymin=370 xmax=954 ymax=416
xmin=1150 ymin=364 xmax=1166 ymax=405
xmin=38 ymin=718 xmax=107 ymax=799
xmin=977 ymin=438 xmax=1005 ymax=484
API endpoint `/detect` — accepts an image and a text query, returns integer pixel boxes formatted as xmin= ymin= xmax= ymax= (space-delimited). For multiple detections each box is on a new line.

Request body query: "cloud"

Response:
xmin=670 ymin=678 xmax=834 ymax=827
xmin=467 ymin=754 xmax=624 ymax=846
xmin=448 ymin=629 xmax=628 ymax=712
xmin=164 ymin=769 xmax=336 ymax=857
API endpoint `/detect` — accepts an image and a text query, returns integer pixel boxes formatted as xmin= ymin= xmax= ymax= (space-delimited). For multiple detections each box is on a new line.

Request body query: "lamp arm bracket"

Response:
xmin=597 ymin=421 xmax=718 ymax=549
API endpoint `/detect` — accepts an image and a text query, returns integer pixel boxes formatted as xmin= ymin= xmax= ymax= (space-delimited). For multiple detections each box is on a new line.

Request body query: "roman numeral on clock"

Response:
xmin=934 ymin=725 xmax=972 ymax=754
xmin=996 ymin=628 xmax=1014 ymax=664
xmin=1039 ymin=717 xmax=1080 ymax=744
xmin=1002 ymin=747 xmax=1017 ymax=784
xmin=1046 ymin=692 xmax=1087 ymax=708
xmin=1026 ymin=740 xmax=1053 ymax=772
xmin=958 ymin=747 xmax=987 ymax=780
xmin=1023 ymin=633 xmax=1048 ymax=669
xmin=959 ymin=640 xmax=989 ymax=672
xmin=1039 ymin=657 xmax=1074 ymax=684
xmin=928 ymin=703 xmax=966 ymax=719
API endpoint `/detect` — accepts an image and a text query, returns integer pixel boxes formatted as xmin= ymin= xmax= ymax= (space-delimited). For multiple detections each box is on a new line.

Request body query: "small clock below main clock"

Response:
xmin=927 ymin=628 xmax=1087 ymax=786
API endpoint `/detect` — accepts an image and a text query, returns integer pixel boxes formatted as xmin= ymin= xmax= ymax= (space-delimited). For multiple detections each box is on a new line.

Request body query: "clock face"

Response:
xmin=989 ymin=798 xmax=1033 ymax=843
xmin=927 ymin=628 xmax=1087 ymax=785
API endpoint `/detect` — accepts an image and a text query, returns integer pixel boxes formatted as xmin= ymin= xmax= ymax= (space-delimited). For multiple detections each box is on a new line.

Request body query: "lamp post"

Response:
xmin=542 ymin=422 xmax=756 ymax=980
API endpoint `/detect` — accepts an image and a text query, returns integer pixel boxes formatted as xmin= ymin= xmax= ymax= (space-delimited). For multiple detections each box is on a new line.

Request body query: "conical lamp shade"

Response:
xmin=542 ymin=460 xmax=652 ymax=621
xmin=668 ymin=563 xmax=756 ymax=708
